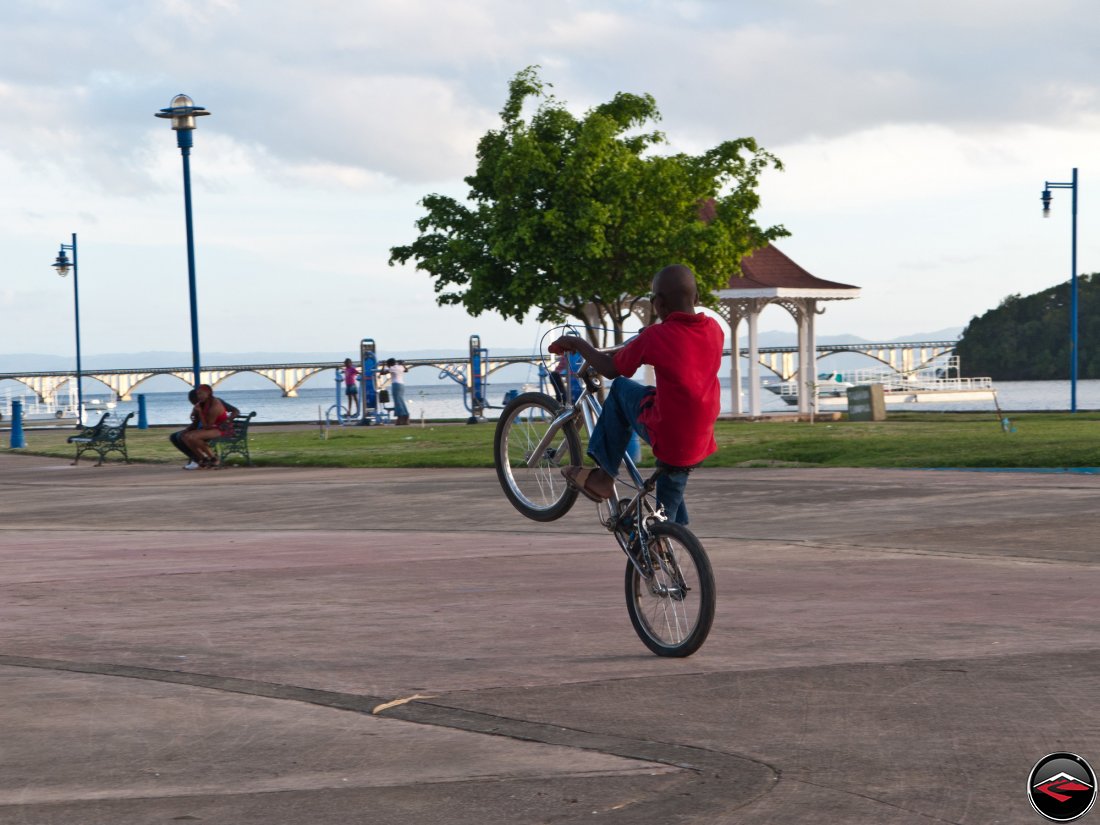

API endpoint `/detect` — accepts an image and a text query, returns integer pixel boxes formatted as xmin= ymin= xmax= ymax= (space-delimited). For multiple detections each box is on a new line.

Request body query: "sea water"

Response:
xmin=22 ymin=378 xmax=1098 ymax=427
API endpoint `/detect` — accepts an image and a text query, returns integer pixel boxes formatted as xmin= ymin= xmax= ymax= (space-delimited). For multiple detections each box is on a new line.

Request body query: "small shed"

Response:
xmin=715 ymin=244 xmax=861 ymax=416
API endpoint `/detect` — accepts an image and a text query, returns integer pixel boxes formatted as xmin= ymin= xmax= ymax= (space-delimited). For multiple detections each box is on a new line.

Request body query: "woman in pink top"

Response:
xmin=181 ymin=384 xmax=240 ymax=469
xmin=343 ymin=358 xmax=360 ymax=417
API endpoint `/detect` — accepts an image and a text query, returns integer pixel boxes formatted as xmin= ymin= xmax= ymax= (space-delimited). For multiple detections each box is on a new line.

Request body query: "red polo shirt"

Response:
xmin=612 ymin=311 xmax=723 ymax=467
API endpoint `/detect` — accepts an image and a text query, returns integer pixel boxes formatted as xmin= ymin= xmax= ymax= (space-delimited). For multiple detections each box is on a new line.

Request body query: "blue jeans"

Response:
xmin=391 ymin=383 xmax=409 ymax=417
xmin=585 ymin=377 xmax=691 ymax=525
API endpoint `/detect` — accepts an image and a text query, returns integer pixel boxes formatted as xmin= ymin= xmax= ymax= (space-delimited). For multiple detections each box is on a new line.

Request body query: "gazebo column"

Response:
xmin=797 ymin=302 xmax=811 ymax=415
xmin=808 ymin=300 xmax=820 ymax=416
xmin=716 ymin=299 xmax=747 ymax=416
xmin=778 ymin=299 xmax=810 ymax=415
xmin=729 ymin=314 xmax=743 ymax=415
xmin=747 ymin=303 xmax=762 ymax=416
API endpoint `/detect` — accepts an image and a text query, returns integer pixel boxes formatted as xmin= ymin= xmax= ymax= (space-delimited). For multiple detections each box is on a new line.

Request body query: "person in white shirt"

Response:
xmin=380 ymin=358 xmax=410 ymax=425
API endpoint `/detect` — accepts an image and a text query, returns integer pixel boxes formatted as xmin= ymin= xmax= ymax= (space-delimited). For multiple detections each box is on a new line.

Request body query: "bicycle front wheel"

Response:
xmin=494 ymin=392 xmax=582 ymax=521
xmin=625 ymin=522 xmax=716 ymax=657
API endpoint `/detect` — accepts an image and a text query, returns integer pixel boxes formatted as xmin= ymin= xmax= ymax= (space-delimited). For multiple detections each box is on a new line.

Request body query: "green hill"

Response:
xmin=956 ymin=274 xmax=1098 ymax=380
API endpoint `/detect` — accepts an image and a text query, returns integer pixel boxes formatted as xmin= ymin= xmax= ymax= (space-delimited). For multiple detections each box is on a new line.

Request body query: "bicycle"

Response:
xmin=493 ymin=341 xmax=716 ymax=657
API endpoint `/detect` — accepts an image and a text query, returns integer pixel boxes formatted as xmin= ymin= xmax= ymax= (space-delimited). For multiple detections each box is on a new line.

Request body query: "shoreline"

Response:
xmin=3 ymin=406 xmax=1099 ymax=436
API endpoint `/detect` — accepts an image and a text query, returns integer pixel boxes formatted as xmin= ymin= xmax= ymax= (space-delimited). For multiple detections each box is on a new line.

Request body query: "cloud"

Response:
xmin=5 ymin=0 xmax=1100 ymax=188
xmin=3 ymin=0 xmax=1100 ymax=355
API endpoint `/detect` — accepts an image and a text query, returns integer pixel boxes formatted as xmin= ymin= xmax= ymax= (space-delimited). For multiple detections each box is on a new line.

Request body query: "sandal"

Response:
xmin=561 ymin=466 xmax=612 ymax=503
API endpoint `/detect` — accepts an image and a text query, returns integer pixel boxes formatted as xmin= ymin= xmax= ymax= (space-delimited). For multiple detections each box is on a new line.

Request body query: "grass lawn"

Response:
xmin=5 ymin=412 xmax=1100 ymax=469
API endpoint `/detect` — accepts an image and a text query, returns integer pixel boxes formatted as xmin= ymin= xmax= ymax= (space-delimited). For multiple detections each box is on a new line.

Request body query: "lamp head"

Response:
xmin=52 ymin=247 xmax=71 ymax=278
xmin=1041 ymin=188 xmax=1053 ymax=218
xmin=154 ymin=93 xmax=210 ymax=131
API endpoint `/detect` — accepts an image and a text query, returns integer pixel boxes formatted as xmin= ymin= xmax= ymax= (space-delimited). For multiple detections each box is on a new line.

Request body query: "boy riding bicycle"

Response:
xmin=549 ymin=264 xmax=724 ymax=525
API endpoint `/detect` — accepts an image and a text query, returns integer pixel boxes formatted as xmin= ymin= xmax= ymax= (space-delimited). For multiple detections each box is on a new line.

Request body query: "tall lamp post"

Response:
xmin=1040 ymin=168 xmax=1079 ymax=412
xmin=52 ymin=233 xmax=84 ymax=425
xmin=155 ymin=93 xmax=210 ymax=388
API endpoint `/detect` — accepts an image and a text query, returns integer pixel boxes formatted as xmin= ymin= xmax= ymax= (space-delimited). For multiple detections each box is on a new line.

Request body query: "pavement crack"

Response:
xmin=0 ymin=654 xmax=780 ymax=821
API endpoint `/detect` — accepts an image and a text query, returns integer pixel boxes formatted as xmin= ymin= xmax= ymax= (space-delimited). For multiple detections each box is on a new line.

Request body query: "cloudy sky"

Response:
xmin=2 ymin=0 xmax=1098 ymax=361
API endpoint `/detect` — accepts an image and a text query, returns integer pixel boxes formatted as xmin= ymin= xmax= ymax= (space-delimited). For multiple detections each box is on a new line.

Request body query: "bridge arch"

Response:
xmin=810 ymin=342 xmax=957 ymax=375
xmin=96 ymin=366 xmax=337 ymax=400
xmin=117 ymin=373 xmax=192 ymax=398
xmin=250 ymin=366 xmax=330 ymax=397
xmin=0 ymin=376 xmax=57 ymax=402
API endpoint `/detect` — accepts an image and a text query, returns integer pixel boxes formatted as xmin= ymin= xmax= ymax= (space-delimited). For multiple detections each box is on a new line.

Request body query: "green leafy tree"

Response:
xmin=389 ymin=67 xmax=788 ymax=345
xmin=957 ymin=273 xmax=1098 ymax=379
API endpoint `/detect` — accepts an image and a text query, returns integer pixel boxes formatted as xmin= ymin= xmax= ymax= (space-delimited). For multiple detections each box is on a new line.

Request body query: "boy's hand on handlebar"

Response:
xmin=548 ymin=335 xmax=620 ymax=380
xmin=548 ymin=336 xmax=577 ymax=355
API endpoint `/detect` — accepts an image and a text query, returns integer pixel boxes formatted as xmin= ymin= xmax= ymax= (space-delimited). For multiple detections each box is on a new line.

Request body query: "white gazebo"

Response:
xmin=715 ymin=244 xmax=861 ymax=416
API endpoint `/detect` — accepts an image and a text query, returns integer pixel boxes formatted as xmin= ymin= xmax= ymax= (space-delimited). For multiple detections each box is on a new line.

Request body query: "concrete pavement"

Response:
xmin=0 ymin=454 xmax=1097 ymax=823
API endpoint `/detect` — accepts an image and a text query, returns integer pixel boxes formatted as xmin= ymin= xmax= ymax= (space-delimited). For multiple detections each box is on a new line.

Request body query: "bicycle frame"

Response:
xmin=526 ymin=355 xmax=666 ymax=578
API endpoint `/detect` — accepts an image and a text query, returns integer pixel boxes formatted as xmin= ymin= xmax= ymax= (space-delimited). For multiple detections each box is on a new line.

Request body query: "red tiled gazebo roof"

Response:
xmin=720 ymin=244 xmax=860 ymax=294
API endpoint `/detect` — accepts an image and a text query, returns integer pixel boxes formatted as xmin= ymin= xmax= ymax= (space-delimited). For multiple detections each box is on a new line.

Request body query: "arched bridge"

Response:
xmin=0 ymin=341 xmax=959 ymax=404
xmin=0 ymin=355 xmax=552 ymax=405
xmin=749 ymin=340 xmax=958 ymax=382
xmin=0 ymin=363 xmax=343 ymax=403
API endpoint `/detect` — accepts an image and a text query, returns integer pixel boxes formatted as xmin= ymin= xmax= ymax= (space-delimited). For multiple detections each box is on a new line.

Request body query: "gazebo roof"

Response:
xmin=716 ymin=244 xmax=861 ymax=300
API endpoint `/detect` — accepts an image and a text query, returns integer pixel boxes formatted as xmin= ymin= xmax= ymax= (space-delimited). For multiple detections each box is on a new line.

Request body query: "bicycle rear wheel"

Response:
xmin=625 ymin=522 xmax=715 ymax=657
xmin=494 ymin=392 xmax=582 ymax=521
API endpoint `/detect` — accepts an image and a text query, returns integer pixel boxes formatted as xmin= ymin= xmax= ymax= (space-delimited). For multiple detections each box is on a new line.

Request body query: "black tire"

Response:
xmin=494 ymin=392 xmax=582 ymax=522
xmin=625 ymin=521 xmax=716 ymax=657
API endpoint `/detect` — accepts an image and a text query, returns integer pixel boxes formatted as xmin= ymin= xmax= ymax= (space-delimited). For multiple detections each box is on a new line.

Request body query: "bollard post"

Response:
xmin=10 ymin=400 xmax=26 ymax=448
xmin=137 ymin=394 xmax=149 ymax=429
xmin=334 ymin=367 xmax=344 ymax=424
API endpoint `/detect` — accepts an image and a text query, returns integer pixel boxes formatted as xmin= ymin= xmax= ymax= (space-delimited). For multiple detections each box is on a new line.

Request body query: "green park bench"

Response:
xmin=209 ymin=411 xmax=256 ymax=467
xmin=67 ymin=411 xmax=135 ymax=466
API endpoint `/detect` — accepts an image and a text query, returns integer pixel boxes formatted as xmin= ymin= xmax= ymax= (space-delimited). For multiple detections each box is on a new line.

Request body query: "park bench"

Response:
xmin=209 ymin=411 xmax=256 ymax=467
xmin=68 ymin=411 xmax=135 ymax=466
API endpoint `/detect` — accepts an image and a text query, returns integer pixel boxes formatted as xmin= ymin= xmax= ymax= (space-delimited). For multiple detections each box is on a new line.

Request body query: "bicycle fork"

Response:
xmin=606 ymin=494 xmax=663 ymax=580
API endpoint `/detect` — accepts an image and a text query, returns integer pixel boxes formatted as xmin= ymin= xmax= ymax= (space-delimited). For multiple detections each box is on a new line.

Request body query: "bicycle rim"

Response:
xmin=494 ymin=393 xmax=581 ymax=521
xmin=625 ymin=522 xmax=715 ymax=657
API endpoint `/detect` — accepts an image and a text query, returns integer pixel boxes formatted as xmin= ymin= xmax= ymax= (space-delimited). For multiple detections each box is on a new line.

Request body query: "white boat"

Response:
xmin=763 ymin=357 xmax=996 ymax=407
xmin=763 ymin=371 xmax=854 ymax=404
xmin=0 ymin=389 xmax=116 ymax=426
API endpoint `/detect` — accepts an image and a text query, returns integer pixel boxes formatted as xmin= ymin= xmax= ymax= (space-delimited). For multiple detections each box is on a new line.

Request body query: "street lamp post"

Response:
xmin=155 ymin=93 xmax=210 ymax=388
xmin=52 ymin=233 xmax=84 ymax=425
xmin=1040 ymin=168 xmax=1079 ymax=412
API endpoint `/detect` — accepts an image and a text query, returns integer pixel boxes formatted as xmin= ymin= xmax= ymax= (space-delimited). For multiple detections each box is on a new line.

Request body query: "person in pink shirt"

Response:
xmin=549 ymin=264 xmax=723 ymax=524
xmin=343 ymin=358 xmax=360 ymax=417
xmin=181 ymin=384 xmax=241 ymax=469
